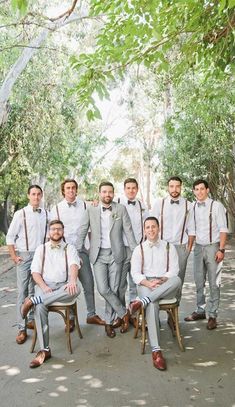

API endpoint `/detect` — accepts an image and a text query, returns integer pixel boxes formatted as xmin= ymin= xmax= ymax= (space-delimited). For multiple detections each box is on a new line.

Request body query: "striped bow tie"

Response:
xmin=33 ymin=208 xmax=42 ymax=213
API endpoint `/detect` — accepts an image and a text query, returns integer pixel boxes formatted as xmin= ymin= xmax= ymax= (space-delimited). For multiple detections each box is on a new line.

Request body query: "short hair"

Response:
xmin=193 ymin=179 xmax=209 ymax=189
xmin=144 ymin=216 xmax=159 ymax=227
xmin=61 ymin=179 xmax=78 ymax=197
xmin=99 ymin=181 xmax=114 ymax=192
xmin=167 ymin=176 xmax=182 ymax=185
xmin=27 ymin=185 xmax=43 ymax=194
xmin=49 ymin=219 xmax=64 ymax=228
xmin=124 ymin=178 xmax=138 ymax=188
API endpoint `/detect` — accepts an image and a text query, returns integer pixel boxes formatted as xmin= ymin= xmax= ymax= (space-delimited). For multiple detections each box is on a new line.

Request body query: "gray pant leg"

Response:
xmin=205 ymin=244 xmax=220 ymax=318
xmin=174 ymin=244 xmax=190 ymax=302
xmin=128 ymin=272 xmax=138 ymax=303
xmin=16 ymin=252 xmax=34 ymax=330
xmin=93 ymin=249 xmax=126 ymax=324
xmin=118 ymin=247 xmax=137 ymax=306
xmin=78 ymin=251 xmax=96 ymax=317
xmin=34 ymin=284 xmax=80 ymax=349
xmin=138 ymin=285 xmax=161 ymax=349
xmin=194 ymin=244 xmax=207 ymax=313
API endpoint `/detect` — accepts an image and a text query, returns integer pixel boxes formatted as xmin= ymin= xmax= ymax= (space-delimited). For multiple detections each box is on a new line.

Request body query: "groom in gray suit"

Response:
xmin=77 ymin=181 xmax=137 ymax=338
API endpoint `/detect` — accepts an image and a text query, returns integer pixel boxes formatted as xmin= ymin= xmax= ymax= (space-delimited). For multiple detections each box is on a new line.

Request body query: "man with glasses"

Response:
xmin=21 ymin=220 xmax=81 ymax=368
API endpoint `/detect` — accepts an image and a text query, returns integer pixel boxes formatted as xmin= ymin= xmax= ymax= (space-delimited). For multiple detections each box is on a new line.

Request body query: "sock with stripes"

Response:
xmin=140 ymin=296 xmax=151 ymax=308
xmin=30 ymin=296 xmax=43 ymax=305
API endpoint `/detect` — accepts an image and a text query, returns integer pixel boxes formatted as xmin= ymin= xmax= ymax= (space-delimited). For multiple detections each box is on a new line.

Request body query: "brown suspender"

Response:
xmin=43 ymin=210 xmax=48 ymax=243
xmin=140 ymin=242 xmax=170 ymax=274
xmin=180 ymin=200 xmax=188 ymax=244
xmin=22 ymin=209 xmax=29 ymax=251
xmin=56 ymin=204 xmax=60 ymax=220
xmin=160 ymin=198 xmax=165 ymax=240
xmin=138 ymin=200 xmax=144 ymax=243
xmin=41 ymin=243 xmax=68 ymax=281
xmin=193 ymin=200 xmax=214 ymax=243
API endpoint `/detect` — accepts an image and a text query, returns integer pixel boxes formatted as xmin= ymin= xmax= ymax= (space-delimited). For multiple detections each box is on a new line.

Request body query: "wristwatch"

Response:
xmin=218 ymin=249 xmax=225 ymax=254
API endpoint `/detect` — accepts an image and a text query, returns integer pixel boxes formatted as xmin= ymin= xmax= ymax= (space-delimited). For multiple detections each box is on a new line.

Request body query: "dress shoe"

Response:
xmin=65 ymin=319 xmax=75 ymax=333
xmin=105 ymin=324 xmax=116 ymax=338
xmin=86 ymin=315 xmax=106 ymax=326
xmin=120 ymin=310 xmax=130 ymax=333
xmin=207 ymin=317 xmax=217 ymax=330
xmin=152 ymin=351 xmax=167 ymax=371
xmin=112 ymin=317 xmax=122 ymax=329
xmin=26 ymin=320 xmax=35 ymax=330
xmin=16 ymin=330 xmax=27 ymax=344
xmin=129 ymin=299 xmax=142 ymax=315
xmin=21 ymin=297 xmax=33 ymax=319
xmin=29 ymin=349 xmax=51 ymax=368
xmin=184 ymin=311 xmax=206 ymax=322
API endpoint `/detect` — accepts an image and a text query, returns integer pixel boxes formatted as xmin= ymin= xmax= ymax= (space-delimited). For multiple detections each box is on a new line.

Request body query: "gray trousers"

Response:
xmin=78 ymin=251 xmax=96 ymax=317
xmin=174 ymin=244 xmax=190 ymax=301
xmin=93 ymin=248 xmax=126 ymax=324
xmin=118 ymin=246 xmax=137 ymax=306
xmin=194 ymin=243 xmax=220 ymax=318
xmin=138 ymin=276 xmax=181 ymax=349
xmin=34 ymin=282 xmax=81 ymax=349
xmin=17 ymin=251 xmax=35 ymax=330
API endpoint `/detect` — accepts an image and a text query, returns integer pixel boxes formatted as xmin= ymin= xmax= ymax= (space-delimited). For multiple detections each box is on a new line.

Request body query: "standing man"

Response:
xmin=185 ymin=179 xmax=228 ymax=329
xmin=50 ymin=179 xmax=104 ymax=328
xmin=6 ymin=185 xmax=48 ymax=344
xmin=77 ymin=181 xmax=137 ymax=338
xmin=151 ymin=176 xmax=194 ymax=300
xmin=117 ymin=178 xmax=148 ymax=315
xmin=21 ymin=220 xmax=81 ymax=368
xmin=130 ymin=217 xmax=181 ymax=371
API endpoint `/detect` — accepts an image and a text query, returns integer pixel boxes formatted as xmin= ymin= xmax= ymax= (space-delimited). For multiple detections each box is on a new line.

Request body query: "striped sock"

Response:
xmin=152 ymin=346 xmax=161 ymax=353
xmin=140 ymin=296 xmax=151 ymax=308
xmin=30 ymin=296 xmax=43 ymax=305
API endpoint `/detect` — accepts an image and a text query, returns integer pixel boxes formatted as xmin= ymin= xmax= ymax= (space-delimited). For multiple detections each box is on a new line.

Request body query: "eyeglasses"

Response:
xmin=49 ymin=227 xmax=63 ymax=232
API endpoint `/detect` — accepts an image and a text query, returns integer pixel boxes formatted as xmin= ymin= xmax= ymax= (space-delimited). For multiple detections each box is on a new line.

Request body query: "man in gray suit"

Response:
xmin=77 ymin=181 xmax=137 ymax=338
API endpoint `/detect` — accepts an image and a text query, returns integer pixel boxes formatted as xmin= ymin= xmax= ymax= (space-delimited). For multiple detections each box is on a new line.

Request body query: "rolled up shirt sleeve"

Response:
xmin=131 ymin=245 xmax=146 ymax=285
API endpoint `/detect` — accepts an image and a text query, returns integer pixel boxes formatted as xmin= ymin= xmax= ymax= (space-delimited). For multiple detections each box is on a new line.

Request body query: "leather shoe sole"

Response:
xmin=184 ymin=312 xmax=206 ymax=322
xmin=129 ymin=300 xmax=142 ymax=315
xmin=21 ymin=297 xmax=33 ymax=319
xmin=30 ymin=349 xmax=51 ymax=368
xmin=86 ymin=315 xmax=106 ymax=326
xmin=112 ymin=317 xmax=122 ymax=329
xmin=152 ymin=351 xmax=167 ymax=371
xmin=105 ymin=324 xmax=116 ymax=338
xmin=16 ymin=330 xmax=27 ymax=344
xmin=26 ymin=320 xmax=35 ymax=330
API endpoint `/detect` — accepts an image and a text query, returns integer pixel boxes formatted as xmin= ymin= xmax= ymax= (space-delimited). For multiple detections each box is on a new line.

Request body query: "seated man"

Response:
xmin=130 ymin=216 xmax=181 ymax=371
xmin=21 ymin=219 xmax=81 ymax=368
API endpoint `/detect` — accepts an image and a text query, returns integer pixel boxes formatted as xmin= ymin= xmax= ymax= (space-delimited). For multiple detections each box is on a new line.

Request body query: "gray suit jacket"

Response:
xmin=77 ymin=202 xmax=137 ymax=264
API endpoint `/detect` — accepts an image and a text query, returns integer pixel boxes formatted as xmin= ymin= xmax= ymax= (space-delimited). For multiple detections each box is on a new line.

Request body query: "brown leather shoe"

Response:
xmin=16 ymin=330 xmax=27 ymax=344
xmin=21 ymin=297 xmax=33 ymax=319
xmin=26 ymin=320 xmax=35 ymax=330
xmin=112 ymin=317 xmax=122 ymax=329
xmin=129 ymin=300 xmax=142 ymax=315
xmin=86 ymin=315 xmax=106 ymax=326
xmin=105 ymin=324 xmax=116 ymax=338
xmin=29 ymin=349 xmax=51 ymax=368
xmin=65 ymin=319 xmax=75 ymax=333
xmin=152 ymin=351 xmax=167 ymax=371
xmin=207 ymin=317 xmax=217 ymax=330
xmin=184 ymin=311 xmax=206 ymax=322
xmin=120 ymin=310 xmax=130 ymax=334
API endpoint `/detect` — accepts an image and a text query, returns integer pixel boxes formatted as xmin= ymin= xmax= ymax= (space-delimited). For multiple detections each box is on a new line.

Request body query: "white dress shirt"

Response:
xmin=118 ymin=196 xmax=148 ymax=246
xmin=6 ymin=204 xmax=48 ymax=251
xmin=100 ymin=205 xmax=112 ymax=248
xmin=131 ymin=239 xmax=179 ymax=285
xmin=151 ymin=196 xmax=192 ymax=244
xmin=50 ymin=198 xmax=89 ymax=249
xmin=187 ymin=198 xmax=228 ymax=245
xmin=31 ymin=240 xmax=81 ymax=284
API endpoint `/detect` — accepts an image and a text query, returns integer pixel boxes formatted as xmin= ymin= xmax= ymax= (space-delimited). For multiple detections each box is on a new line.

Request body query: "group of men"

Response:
xmin=6 ymin=176 xmax=228 ymax=371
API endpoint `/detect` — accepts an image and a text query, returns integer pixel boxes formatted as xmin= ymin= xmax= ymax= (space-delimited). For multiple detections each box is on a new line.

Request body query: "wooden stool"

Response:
xmin=133 ymin=298 xmax=185 ymax=353
xmin=30 ymin=299 xmax=83 ymax=354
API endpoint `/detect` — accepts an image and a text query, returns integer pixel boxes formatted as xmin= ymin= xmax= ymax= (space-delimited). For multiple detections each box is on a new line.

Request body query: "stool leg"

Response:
xmin=30 ymin=326 xmax=37 ymax=353
xmin=133 ymin=310 xmax=140 ymax=338
xmin=173 ymin=307 xmax=185 ymax=352
xmin=73 ymin=303 xmax=83 ymax=339
xmin=66 ymin=306 xmax=73 ymax=354
xmin=141 ymin=307 xmax=146 ymax=354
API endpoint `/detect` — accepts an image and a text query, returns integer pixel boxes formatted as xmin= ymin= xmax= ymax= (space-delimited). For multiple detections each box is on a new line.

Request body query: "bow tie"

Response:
xmin=67 ymin=202 xmax=77 ymax=207
xmin=148 ymin=241 xmax=159 ymax=248
xmin=33 ymin=208 xmax=41 ymax=213
xmin=102 ymin=206 xmax=112 ymax=212
xmin=128 ymin=200 xmax=136 ymax=205
xmin=50 ymin=244 xmax=61 ymax=249
xmin=170 ymin=199 xmax=179 ymax=205
xmin=197 ymin=202 xmax=206 ymax=207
